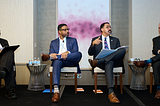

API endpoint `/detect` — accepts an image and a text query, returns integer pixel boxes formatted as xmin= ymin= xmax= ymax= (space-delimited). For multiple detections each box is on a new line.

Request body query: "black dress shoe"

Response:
xmin=5 ymin=90 xmax=17 ymax=99
xmin=0 ymin=68 xmax=6 ymax=79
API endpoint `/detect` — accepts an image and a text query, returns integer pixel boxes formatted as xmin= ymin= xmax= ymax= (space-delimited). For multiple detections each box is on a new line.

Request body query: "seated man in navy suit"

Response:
xmin=41 ymin=24 xmax=82 ymax=102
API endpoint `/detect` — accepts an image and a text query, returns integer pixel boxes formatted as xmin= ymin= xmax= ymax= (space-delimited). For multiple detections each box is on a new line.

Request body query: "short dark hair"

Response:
xmin=100 ymin=22 xmax=110 ymax=32
xmin=58 ymin=24 xmax=67 ymax=31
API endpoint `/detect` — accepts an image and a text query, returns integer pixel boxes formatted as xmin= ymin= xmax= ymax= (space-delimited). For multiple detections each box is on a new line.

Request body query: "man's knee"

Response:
xmin=119 ymin=48 xmax=126 ymax=55
xmin=105 ymin=60 xmax=114 ymax=66
xmin=77 ymin=52 xmax=82 ymax=60
xmin=52 ymin=60 xmax=63 ymax=66
xmin=70 ymin=52 xmax=82 ymax=61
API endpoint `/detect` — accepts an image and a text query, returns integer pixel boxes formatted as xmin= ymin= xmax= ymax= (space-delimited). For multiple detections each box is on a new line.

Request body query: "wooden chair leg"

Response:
xmin=115 ymin=74 xmax=117 ymax=89
xmin=50 ymin=72 xmax=53 ymax=93
xmin=94 ymin=73 xmax=97 ymax=94
xmin=150 ymin=72 xmax=153 ymax=93
xmin=74 ymin=73 xmax=77 ymax=93
xmin=120 ymin=73 xmax=123 ymax=94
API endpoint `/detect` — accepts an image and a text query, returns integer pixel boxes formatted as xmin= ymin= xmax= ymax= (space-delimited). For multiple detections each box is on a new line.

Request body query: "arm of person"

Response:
xmin=69 ymin=38 xmax=79 ymax=53
xmin=2 ymin=39 xmax=9 ymax=47
xmin=50 ymin=53 xmax=58 ymax=60
xmin=152 ymin=38 xmax=160 ymax=55
xmin=88 ymin=37 xmax=102 ymax=56
xmin=49 ymin=41 xmax=58 ymax=59
xmin=158 ymin=50 xmax=160 ymax=54
xmin=116 ymin=38 xmax=121 ymax=48
xmin=0 ymin=39 xmax=9 ymax=53
xmin=60 ymin=51 xmax=70 ymax=60
xmin=60 ymin=38 xmax=78 ymax=59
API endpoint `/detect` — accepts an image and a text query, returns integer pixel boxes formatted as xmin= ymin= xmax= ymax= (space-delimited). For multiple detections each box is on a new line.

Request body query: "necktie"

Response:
xmin=104 ymin=37 xmax=109 ymax=49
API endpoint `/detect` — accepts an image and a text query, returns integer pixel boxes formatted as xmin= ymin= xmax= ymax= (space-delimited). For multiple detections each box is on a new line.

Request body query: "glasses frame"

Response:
xmin=60 ymin=29 xmax=70 ymax=31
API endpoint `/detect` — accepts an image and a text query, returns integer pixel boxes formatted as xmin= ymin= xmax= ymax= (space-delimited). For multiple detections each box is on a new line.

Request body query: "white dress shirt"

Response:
xmin=58 ymin=37 xmax=67 ymax=54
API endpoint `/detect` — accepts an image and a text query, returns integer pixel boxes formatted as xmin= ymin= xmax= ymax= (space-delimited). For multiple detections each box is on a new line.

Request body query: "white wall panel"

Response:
xmin=0 ymin=0 xmax=35 ymax=63
xmin=132 ymin=0 xmax=160 ymax=59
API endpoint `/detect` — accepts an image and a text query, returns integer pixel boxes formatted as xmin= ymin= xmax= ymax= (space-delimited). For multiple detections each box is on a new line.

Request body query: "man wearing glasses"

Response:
xmin=41 ymin=24 xmax=82 ymax=102
xmin=88 ymin=22 xmax=126 ymax=104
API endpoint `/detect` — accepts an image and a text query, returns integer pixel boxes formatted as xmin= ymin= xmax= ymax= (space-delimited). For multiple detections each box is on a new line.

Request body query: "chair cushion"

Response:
xmin=49 ymin=67 xmax=77 ymax=73
xmin=94 ymin=67 xmax=122 ymax=73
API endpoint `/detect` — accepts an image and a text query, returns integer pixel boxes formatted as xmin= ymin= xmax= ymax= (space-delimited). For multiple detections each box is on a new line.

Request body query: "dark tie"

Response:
xmin=104 ymin=37 xmax=109 ymax=49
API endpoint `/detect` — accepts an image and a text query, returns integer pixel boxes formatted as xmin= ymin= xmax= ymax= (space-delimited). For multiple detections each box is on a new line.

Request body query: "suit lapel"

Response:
xmin=66 ymin=37 xmax=69 ymax=51
xmin=55 ymin=38 xmax=59 ymax=53
xmin=109 ymin=36 xmax=114 ymax=49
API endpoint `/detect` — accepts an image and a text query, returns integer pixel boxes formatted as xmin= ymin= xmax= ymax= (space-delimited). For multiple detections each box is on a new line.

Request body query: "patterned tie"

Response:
xmin=104 ymin=37 xmax=109 ymax=49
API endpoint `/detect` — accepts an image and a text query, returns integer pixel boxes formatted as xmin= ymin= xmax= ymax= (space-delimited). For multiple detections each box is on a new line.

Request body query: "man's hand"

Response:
xmin=158 ymin=50 xmax=160 ymax=54
xmin=50 ymin=53 xmax=58 ymax=60
xmin=92 ymin=37 xmax=102 ymax=47
xmin=60 ymin=51 xmax=69 ymax=60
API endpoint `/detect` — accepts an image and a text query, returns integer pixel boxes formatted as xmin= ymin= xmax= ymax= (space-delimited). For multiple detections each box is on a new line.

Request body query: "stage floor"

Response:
xmin=0 ymin=85 xmax=160 ymax=106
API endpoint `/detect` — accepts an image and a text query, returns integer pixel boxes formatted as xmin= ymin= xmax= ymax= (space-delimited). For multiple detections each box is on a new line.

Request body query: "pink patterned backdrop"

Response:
xmin=58 ymin=0 xmax=109 ymax=69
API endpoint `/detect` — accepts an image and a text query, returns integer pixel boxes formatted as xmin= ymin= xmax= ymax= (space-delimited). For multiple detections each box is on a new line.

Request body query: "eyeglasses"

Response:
xmin=60 ymin=29 xmax=70 ymax=31
xmin=106 ymin=26 xmax=111 ymax=29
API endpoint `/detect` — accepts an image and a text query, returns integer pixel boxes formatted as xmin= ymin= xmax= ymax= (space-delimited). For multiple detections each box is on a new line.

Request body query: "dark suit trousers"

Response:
xmin=0 ymin=50 xmax=16 ymax=91
xmin=151 ymin=54 xmax=160 ymax=85
xmin=52 ymin=52 xmax=82 ymax=86
xmin=97 ymin=48 xmax=126 ymax=88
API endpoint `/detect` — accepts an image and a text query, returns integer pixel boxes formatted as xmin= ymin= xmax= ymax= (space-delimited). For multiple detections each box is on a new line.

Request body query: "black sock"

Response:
xmin=108 ymin=87 xmax=114 ymax=94
xmin=157 ymin=85 xmax=160 ymax=91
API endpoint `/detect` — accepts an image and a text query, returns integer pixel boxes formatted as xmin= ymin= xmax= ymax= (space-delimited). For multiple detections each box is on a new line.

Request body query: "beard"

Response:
xmin=62 ymin=33 xmax=69 ymax=37
xmin=66 ymin=32 xmax=69 ymax=36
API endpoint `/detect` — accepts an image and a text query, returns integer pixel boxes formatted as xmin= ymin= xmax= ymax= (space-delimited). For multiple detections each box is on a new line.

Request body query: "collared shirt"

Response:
xmin=102 ymin=35 xmax=111 ymax=50
xmin=58 ymin=37 xmax=67 ymax=54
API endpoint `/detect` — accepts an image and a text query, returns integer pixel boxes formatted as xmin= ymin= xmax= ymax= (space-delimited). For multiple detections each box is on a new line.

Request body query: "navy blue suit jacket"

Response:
xmin=49 ymin=37 xmax=79 ymax=55
xmin=49 ymin=37 xmax=81 ymax=73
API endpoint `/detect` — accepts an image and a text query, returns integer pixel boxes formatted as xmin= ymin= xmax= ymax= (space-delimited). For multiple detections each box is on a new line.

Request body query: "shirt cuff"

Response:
xmin=68 ymin=51 xmax=71 ymax=54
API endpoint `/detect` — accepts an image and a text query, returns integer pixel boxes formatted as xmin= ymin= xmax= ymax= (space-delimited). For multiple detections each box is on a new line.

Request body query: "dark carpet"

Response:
xmin=0 ymin=85 xmax=159 ymax=106
xmin=126 ymin=85 xmax=160 ymax=106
